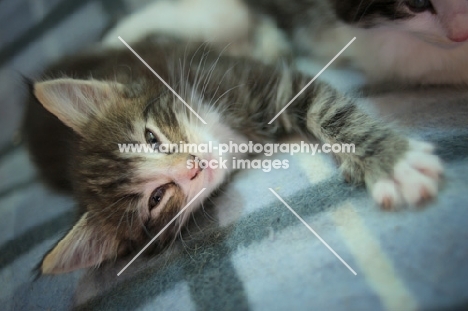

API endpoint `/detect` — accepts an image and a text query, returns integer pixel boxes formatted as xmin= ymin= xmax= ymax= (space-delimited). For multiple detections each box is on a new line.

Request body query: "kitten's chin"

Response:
xmin=181 ymin=167 xmax=226 ymax=216
xmin=180 ymin=162 xmax=227 ymax=198
xmin=203 ymin=163 xmax=227 ymax=186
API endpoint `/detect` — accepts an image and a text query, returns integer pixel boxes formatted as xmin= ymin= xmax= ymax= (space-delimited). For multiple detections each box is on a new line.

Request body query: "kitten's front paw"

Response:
xmin=370 ymin=140 xmax=443 ymax=210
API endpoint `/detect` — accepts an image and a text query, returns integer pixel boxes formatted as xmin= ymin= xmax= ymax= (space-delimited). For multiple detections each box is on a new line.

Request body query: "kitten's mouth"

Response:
xmin=190 ymin=167 xmax=203 ymax=180
xmin=190 ymin=171 xmax=199 ymax=180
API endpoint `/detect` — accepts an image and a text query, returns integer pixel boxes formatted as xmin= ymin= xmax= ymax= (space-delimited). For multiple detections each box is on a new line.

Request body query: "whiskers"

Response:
xmin=167 ymin=41 xmax=250 ymax=125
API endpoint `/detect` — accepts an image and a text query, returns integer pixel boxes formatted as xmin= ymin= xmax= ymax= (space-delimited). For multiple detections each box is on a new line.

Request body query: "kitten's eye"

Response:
xmin=149 ymin=186 xmax=166 ymax=210
xmin=145 ymin=129 xmax=160 ymax=149
xmin=406 ymin=0 xmax=432 ymax=13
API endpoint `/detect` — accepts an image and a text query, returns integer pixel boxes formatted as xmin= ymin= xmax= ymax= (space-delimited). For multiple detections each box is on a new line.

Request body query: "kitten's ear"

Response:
xmin=41 ymin=212 xmax=120 ymax=274
xmin=33 ymin=79 xmax=123 ymax=135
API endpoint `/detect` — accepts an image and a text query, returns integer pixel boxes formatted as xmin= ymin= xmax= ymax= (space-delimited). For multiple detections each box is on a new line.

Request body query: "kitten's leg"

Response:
xmin=296 ymin=83 xmax=443 ymax=209
xmin=199 ymin=54 xmax=442 ymax=209
xmin=103 ymin=0 xmax=253 ymax=53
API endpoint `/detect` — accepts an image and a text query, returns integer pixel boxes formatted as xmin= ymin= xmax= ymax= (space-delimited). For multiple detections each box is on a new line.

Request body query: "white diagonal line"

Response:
xmin=268 ymin=188 xmax=357 ymax=275
xmin=118 ymin=36 xmax=207 ymax=125
xmin=117 ymin=188 xmax=207 ymax=276
xmin=268 ymin=37 xmax=356 ymax=124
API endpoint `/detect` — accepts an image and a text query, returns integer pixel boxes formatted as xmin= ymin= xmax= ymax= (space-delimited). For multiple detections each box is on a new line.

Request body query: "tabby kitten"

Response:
xmin=105 ymin=0 xmax=468 ymax=84
xmin=24 ymin=35 xmax=442 ymax=274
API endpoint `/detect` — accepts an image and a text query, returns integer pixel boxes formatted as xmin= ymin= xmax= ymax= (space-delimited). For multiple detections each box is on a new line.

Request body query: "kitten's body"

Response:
xmin=25 ymin=35 xmax=442 ymax=274
xmin=104 ymin=0 xmax=468 ymax=84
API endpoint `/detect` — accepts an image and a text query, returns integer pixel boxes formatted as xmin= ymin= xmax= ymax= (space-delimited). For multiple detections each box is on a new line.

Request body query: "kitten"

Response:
xmin=24 ymin=35 xmax=442 ymax=274
xmin=247 ymin=0 xmax=468 ymax=84
xmin=104 ymin=0 xmax=468 ymax=84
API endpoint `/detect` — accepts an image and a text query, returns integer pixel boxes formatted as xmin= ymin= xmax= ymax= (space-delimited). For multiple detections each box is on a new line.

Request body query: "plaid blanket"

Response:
xmin=1 ymin=1 xmax=468 ymax=310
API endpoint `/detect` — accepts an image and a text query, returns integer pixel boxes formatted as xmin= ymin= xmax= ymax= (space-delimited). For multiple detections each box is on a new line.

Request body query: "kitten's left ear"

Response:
xmin=34 ymin=79 xmax=124 ymax=135
xmin=41 ymin=212 xmax=120 ymax=274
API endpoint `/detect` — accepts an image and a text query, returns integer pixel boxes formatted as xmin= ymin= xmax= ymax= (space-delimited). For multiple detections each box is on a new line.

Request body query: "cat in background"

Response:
xmin=24 ymin=35 xmax=442 ymax=274
xmin=246 ymin=0 xmax=468 ymax=84
xmin=104 ymin=0 xmax=468 ymax=84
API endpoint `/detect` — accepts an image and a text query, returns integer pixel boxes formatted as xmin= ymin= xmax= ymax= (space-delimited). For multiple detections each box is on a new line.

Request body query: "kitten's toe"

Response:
xmin=371 ymin=179 xmax=402 ymax=210
xmin=394 ymin=160 xmax=439 ymax=206
xmin=405 ymin=150 xmax=443 ymax=180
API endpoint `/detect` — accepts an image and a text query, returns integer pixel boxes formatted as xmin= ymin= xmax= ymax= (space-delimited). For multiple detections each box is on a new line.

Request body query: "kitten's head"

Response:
xmin=334 ymin=0 xmax=468 ymax=44
xmin=34 ymin=78 xmax=226 ymax=274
